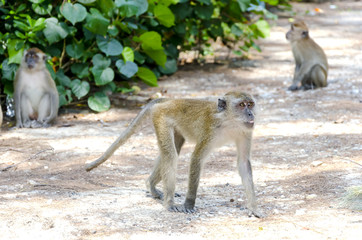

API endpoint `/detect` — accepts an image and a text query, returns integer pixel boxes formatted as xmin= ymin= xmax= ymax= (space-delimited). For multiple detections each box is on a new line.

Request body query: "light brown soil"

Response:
xmin=0 ymin=1 xmax=361 ymax=239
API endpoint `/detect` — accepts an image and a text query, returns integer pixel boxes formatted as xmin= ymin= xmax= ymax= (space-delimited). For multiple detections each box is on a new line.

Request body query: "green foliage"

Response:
xmin=0 ymin=0 xmax=290 ymax=112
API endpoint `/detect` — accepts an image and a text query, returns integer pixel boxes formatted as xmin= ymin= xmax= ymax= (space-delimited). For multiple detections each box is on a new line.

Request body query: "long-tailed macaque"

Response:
xmin=86 ymin=92 xmax=263 ymax=218
xmin=14 ymin=48 xmax=59 ymax=128
xmin=286 ymin=20 xmax=328 ymax=91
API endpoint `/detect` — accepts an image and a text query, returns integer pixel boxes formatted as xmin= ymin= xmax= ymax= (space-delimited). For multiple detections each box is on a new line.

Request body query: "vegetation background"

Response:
xmin=0 ymin=0 xmax=289 ymax=112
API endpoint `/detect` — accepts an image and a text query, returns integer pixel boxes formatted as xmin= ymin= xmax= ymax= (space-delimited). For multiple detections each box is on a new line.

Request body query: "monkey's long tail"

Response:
xmin=86 ymin=98 xmax=165 ymax=172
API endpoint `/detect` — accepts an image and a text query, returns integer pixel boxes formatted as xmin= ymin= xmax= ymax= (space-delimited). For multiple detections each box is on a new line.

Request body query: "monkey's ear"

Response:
xmin=43 ymin=55 xmax=47 ymax=61
xmin=302 ymin=31 xmax=309 ymax=38
xmin=218 ymin=98 xmax=227 ymax=112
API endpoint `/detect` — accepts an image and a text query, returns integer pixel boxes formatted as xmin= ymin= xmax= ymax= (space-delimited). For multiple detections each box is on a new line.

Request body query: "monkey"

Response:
xmin=286 ymin=20 xmax=328 ymax=91
xmin=86 ymin=92 xmax=263 ymax=218
xmin=14 ymin=48 xmax=59 ymax=128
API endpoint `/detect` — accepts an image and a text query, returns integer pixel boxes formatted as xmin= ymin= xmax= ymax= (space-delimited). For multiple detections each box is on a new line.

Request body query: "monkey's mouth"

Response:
xmin=245 ymin=120 xmax=254 ymax=128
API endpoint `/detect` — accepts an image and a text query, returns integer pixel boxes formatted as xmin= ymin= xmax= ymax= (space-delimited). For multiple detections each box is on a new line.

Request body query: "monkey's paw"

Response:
xmin=147 ymin=188 xmax=181 ymax=200
xmin=288 ymin=85 xmax=299 ymax=91
xmin=168 ymin=204 xmax=196 ymax=214
xmin=247 ymin=209 xmax=265 ymax=218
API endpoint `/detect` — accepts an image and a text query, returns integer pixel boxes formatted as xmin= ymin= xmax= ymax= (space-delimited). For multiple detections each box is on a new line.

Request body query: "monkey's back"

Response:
xmin=292 ymin=38 xmax=328 ymax=70
xmin=151 ymin=99 xmax=219 ymax=143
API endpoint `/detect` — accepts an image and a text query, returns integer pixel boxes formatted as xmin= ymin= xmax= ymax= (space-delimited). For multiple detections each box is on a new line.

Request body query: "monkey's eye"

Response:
xmin=247 ymin=102 xmax=254 ymax=108
xmin=240 ymin=102 xmax=246 ymax=108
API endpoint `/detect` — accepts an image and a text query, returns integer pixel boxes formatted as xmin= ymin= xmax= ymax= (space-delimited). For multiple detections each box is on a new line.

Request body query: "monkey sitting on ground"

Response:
xmin=86 ymin=92 xmax=263 ymax=218
xmin=14 ymin=48 xmax=59 ymax=128
xmin=286 ymin=20 xmax=328 ymax=91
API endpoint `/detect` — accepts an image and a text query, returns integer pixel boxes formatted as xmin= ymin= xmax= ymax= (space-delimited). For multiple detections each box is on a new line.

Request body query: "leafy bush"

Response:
xmin=0 ymin=0 xmax=289 ymax=112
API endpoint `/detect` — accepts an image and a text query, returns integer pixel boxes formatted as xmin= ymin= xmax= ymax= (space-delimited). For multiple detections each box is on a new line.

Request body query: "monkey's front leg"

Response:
xmin=237 ymin=142 xmax=264 ymax=218
xmin=289 ymin=64 xmax=309 ymax=91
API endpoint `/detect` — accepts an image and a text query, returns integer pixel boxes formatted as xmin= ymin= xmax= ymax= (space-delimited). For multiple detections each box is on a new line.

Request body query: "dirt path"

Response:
xmin=0 ymin=1 xmax=361 ymax=239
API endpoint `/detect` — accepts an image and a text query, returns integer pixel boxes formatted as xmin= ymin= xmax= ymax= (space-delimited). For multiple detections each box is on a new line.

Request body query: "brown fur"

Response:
xmin=14 ymin=48 xmax=59 ymax=128
xmin=286 ymin=20 xmax=328 ymax=91
xmin=86 ymin=92 xmax=263 ymax=217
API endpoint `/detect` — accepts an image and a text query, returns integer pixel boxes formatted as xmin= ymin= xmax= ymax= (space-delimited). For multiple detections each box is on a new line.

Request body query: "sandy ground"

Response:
xmin=0 ymin=1 xmax=361 ymax=239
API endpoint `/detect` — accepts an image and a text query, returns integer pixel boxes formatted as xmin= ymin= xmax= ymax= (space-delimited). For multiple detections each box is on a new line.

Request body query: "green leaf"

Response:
xmin=139 ymin=31 xmax=167 ymax=65
xmin=88 ymin=92 xmax=110 ymax=112
xmin=46 ymin=63 xmax=56 ymax=80
xmin=255 ymin=20 xmax=270 ymax=38
xmin=209 ymin=21 xmax=223 ymax=38
xmin=158 ymin=0 xmax=179 ymax=6
xmin=134 ymin=51 xmax=146 ymax=64
xmin=85 ymin=8 xmax=110 ymax=36
xmin=61 ymin=2 xmax=87 ymax=25
xmin=66 ymin=42 xmax=85 ymax=59
xmin=97 ymin=36 xmax=123 ymax=56
xmin=1 ymin=59 xmax=18 ymax=81
xmin=171 ymin=3 xmax=192 ymax=20
xmin=56 ymin=69 xmax=72 ymax=87
xmin=263 ymin=0 xmax=279 ymax=6
xmin=196 ymin=0 xmax=211 ymax=4
xmin=77 ymin=0 xmax=97 ymax=5
xmin=165 ymin=44 xmax=178 ymax=59
xmin=139 ymin=31 xmax=164 ymax=50
xmin=96 ymin=0 xmax=115 ymax=18
xmin=233 ymin=50 xmax=243 ymax=56
xmin=231 ymin=24 xmax=243 ymax=37
xmin=92 ymin=54 xmax=111 ymax=69
xmin=32 ymin=3 xmax=53 ymax=15
xmin=43 ymin=18 xmax=68 ymax=44
xmin=33 ymin=18 xmax=46 ymax=32
xmin=115 ymin=0 xmax=148 ymax=17
xmin=13 ymin=20 xmax=29 ymax=31
xmin=57 ymin=86 xmax=73 ymax=107
xmin=92 ymin=67 xmax=114 ymax=86
xmin=71 ymin=79 xmax=90 ymax=99
xmin=158 ymin=58 xmax=177 ymax=75
xmin=236 ymin=0 xmax=250 ymax=12
xmin=29 ymin=0 xmax=45 ymax=3
xmin=143 ymin=49 xmax=167 ymax=66
xmin=194 ymin=4 xmax=213 ymax=19
xmin=137 ymin=67 xmax=158 ymax=86
xmin=15 ymin=3 xmax=27 ymax=12
xmin=116 ymin=60 xmax=138 ymax=78
xmin=108 ymin=25 xmax=119 ymax=36
xmin=7 ymin=39 xmax=24 ymax=64
xmin=71 ymin=63 xmax=90 ymax=78
xmin=252 ymin=42 xmax=262 ymax=52
xmin=154 ymin=4 xmax=175 ymax=28
xmin=122 ymin=46 xmax=134 ymax=62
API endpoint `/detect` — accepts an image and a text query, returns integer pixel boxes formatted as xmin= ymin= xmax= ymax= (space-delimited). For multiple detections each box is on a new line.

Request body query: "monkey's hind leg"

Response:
xmin=147 ymin=131 xmax=185 ymax=200
xmin=37 ymin=93 xmax=52 ymax=127
xmin=147 ymin=156 xmax=163 ymax=199
xmin=310 ymin=65 xmax=327 ymax=88
xmin=20 ymin=95 xmax=35 ymax=128
xmin=302 ymin=65 xmax=327 ymax=90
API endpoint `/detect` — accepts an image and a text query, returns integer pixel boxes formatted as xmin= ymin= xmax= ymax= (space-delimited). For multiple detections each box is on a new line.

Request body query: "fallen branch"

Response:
xmin=1 ymin=147 xmax=54 ymax=172
xmin=341 ymin=158 xmax=362 ymax=168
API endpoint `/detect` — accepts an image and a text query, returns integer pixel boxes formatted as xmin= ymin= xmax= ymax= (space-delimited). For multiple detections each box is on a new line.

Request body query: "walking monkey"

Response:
xmin=86 ymin=92 xmax=263 ymax=217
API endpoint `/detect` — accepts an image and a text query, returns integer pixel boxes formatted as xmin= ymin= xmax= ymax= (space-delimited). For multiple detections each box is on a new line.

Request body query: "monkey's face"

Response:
xmin=219 ymin=92 xmax=256 ymax=129
xmin=286 ymin=21 xmax=309 ymax=42
xmin=23 ymin=48 xmax=46 ymax=70
xmin=237 ymin=100 xmax=255 ymax=128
